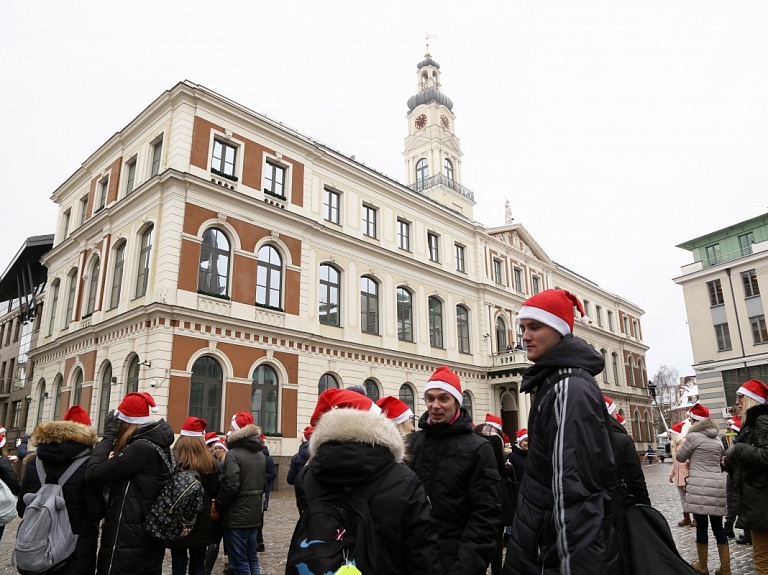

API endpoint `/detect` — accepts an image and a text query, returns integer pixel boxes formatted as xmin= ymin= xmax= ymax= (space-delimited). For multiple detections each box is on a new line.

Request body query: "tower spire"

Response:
xmin=425 ymin=33 xmax=437 ymax=56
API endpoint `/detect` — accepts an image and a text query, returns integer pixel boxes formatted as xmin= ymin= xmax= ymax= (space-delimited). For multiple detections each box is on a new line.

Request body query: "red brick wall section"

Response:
xmin=178 ymin=238 xmax=201 ymax=292
xmin=284 ymin=269 xmax=301 ymax=315
xmin=284 ymin=155 xmax=304 ymax=207
xmin=86 ymin=177 xmax=98 ymax=220
xmin=80 ymin=386 xmax=93 ymax=414
xmin=98 ymin=235 xmax=111 ymax=312
xmin=281 ymin=387 xmax=298 ymax=438
xmin=232 ymin=254 xmax=257 ymax=305
xmin=190 ymin=117 xmax=223 ymax=170
xmin=106 ymin=157 xmax=122 ymax=204
xmin=168 ymin=374 xmax=191 ymax=431
xmin=225 ymin=380 xmax=251 ymax=428
xmin=81 ymin=350 xmax=97 ymax=382
xmin=240 ymin=139 xmax=271 ymax=191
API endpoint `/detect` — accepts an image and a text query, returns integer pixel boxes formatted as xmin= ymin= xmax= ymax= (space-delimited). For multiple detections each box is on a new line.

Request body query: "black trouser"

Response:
xmin=694 ymin=514 xmax=728 ymax=545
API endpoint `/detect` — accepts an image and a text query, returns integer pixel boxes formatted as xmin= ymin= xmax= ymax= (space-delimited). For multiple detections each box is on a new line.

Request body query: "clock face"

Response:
xmin=415 ymin=114 xmax=427 ymax=130
xmin=440 ymin=115 xmax=450 ymax=130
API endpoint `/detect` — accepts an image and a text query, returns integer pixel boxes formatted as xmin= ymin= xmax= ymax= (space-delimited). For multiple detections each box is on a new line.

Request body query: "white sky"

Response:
xmin=2 ymin=1 xmax=767 ymax=381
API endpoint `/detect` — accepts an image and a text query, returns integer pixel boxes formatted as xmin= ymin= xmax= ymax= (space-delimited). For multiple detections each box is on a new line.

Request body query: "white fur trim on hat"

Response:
xmin=424 ymin=380 xmax=463 ymax=406
xmin=738 ymin=385 xmax=767 ymax=405
xmin=487 ymin=421 xmax=503 ymax=431
xmin=517 ymin=305 xmax=571 ymax=336
xmin=391 ymin=409 xmax=414 ymax=425
xmin=0 ymin=435 xmax=5 ymax=448
xmin=180 ymin=429 xmax=204 ymax=437
xmin=114 ymin=410 xmax=152 ymax=425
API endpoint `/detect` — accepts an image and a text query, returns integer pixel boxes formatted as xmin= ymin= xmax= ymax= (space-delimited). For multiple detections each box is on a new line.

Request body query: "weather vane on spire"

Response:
xmin=425 ymin=33 xmax=437 ymax=55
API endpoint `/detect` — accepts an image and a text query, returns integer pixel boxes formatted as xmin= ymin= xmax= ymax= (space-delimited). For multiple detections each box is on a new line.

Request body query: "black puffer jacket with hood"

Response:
xmin=406 ymin=407 xmax=502 ymax=575
xmin=85 ymin=419 xmax=174 ymax=575
xmin=298 ymin=408 xmax=444 ymax=575
xmin=217 ymin=424 xmax=266 ymax=529
xmin=18 ymin=420 xmax=106 ymax=575
xmin=503 ymin=335 xmax=618 ymax=575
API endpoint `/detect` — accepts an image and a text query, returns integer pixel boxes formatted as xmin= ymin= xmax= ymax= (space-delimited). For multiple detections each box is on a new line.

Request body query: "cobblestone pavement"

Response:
xmin=0 ymin=462 xmax=757 ymax=574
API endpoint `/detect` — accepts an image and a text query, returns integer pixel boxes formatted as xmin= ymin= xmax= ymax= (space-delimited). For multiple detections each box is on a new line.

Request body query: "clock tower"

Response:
xmin=403 ymin=52 xmax=474 ymax=217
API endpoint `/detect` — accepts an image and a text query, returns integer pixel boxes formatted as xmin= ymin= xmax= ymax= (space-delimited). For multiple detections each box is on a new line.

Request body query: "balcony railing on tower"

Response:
xmin=408 ymin=174 xmax=475 ymax=202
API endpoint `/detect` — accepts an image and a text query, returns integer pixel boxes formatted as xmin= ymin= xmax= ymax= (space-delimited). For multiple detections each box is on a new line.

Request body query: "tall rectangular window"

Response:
xmin=455 ymin=244 xmax=466 ymax=272
xmin=397 ymin=219 xmax=410 ymax=251
xmin=750 ymin=315 xmax=768 ymax=345
xmin=79 ymin=195 xmax=88 ymax=226
xmin=150 ymin=137 xmax=164 ymax=177
xmin=210 ymin=139 xmax=236 ymax=179
xmin=362 ymin=205 xmax=377 ymax=238
xmin=456 ymin=305 xmax=470 ymax=354
xmin=396 ymin=287 xmax=413 ymax=342
xmin=62 ymin=209 xmax=71 ymax=239
xmin=583 ymin=299 xmax=590 ymax=319
xmin=707 ymin=279 xmax=725 ymax=306
xmin=319 ymin=264 xmax=341 ymax=327
xmin=96 ymin=177 xmax=109 ymax=211
xmin=705 ymin=243 xmax=721 ymax=266
xmin=135 ymin=227 xmax=153 ymax=298
xmin=623 ymin=316 xmax=629 ymax=334
xmin=428 ymin=232 xmax=440 ymax=262
xmin=607 ymin=310 xmax=614 ymax=331
xmin=742 ymin=269 xmax=760 ymax=298
xmin=595 ymin=305 xmax=602 ymax=327
xmin=125 ymin=159 xmax=137 ymax=195
xmin=323 ymin=189 xmax=340 ymax=224
xmin=110 ymin=243 xmax=126 ymax=309
xmin=738 ymin=232 xmax=754 ymax=256
xmin=513 ymin=268 xmax=523 ymax=292
xmin=493 ymin=260 xmax=503 ymax=285
xmin=532 ymin=276 xmax=541 ymax=294
xmin=64 ymin=272 xmax=77 ymax=328
xmin=633 ymin=320 xmax=640 ymax=339
xmin=715 ymin=322 xmax=732 ymax=351
xmin=264 ymin=161 xmax=286 ymax=198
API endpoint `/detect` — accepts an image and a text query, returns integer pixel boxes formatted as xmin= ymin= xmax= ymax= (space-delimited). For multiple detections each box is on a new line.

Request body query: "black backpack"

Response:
xmin=139 ymin=440 xmax=205 ymax=542
xmin=286 ymin=470 xmax=381 ymax=575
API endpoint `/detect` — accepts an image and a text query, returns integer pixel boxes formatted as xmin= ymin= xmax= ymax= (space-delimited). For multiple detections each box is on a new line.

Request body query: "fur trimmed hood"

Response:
xmin=31 ymin=420 xmax=98 ymax=447
xmin=689 ymin=419 xmax=719 ymax=436
xmin=310 ymin=408 xmax=405 ymax=463
xmin=227 ymin=423 xmax=262 ymax=445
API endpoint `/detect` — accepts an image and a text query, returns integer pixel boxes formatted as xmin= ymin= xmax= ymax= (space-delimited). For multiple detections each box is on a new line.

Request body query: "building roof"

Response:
xmin=0 ymin=235 xmax=54 ymax=302
xmin=676 ymin=211 xmax=768 ymax=251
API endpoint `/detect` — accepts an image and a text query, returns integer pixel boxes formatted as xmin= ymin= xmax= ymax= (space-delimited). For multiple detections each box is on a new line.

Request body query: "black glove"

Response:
xmin=103 ymin=409 xmax=120 ymax=440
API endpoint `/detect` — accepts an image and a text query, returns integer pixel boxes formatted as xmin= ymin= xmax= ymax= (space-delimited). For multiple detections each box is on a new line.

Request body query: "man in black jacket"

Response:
xmin=218 ymin=412 xmax=266 ymax=575
xmin=406 ymin=366 xmax=502 ymax=575
xmin=504 ymin=289 xmax=618 ymax=575
xmin=604 ymin=395 xmax=650 ymax=507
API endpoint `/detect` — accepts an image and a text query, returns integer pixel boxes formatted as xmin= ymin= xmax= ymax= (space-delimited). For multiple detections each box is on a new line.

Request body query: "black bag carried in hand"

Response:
xmin=140 ymin=440 xmax=205 ymax=542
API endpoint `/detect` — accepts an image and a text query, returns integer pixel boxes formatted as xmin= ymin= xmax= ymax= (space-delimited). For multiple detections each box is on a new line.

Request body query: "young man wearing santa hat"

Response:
xmin=604 ymin=395 xmax=650 ymax=508
xmin=406 ymin=366 xmax=502 ymax=575
xmin=504 ymin=289 xmax=619 ymax=575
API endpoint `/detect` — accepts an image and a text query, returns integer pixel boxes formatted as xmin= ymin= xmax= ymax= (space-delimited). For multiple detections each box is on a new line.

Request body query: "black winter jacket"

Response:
xmin=406 ymin=408 xmax=502 ymax=575
xmin=85 ymin=419 xmax=174 ymax=575
xmin=166 ymin=471 xmax=219 ymax=549
xmin=504 ymin=335 xmax=618 ymax=575
xmin=506 ymin=445 xmax=528 ymax=484
xmin=0 ymin=454 xmax=20 ymax=495
xmin=217 ymin=424 xmax=266 ymax=529
xmin=610 ymin=417 xmax=650 ymax=506
xmin=286 ymin=441 xmax=309 ymax=485
xmin=725 ymin=403 xmax=768 ymax=531
xmin=18 ymin=421 xmax=105 ymax=575
xmin=299 ymin=408 xmax=444 ymax=575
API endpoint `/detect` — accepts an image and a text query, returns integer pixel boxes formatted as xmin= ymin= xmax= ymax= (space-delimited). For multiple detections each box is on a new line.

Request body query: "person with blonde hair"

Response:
xmin=667 ymin=421 xmax=696 ymax=527
xmin=167 ymin=417 xmax=219 ymax=575
xmin=376 ymin=396 xmax=415 ymax=437
xmin=724 ymin=379 xmax=768 ymax=574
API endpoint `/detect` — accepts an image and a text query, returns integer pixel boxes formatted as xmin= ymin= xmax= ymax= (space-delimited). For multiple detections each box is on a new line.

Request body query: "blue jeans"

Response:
xmin=223 ymin=527 xmax=260 ymax=575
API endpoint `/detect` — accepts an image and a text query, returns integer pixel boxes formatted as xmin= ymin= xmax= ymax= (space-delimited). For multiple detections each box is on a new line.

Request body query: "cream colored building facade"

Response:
xmin=28 ymin=55 xmax=651 ymax=465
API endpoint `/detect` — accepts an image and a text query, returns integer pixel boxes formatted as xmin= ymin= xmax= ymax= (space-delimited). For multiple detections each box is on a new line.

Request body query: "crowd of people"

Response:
xmin=0 ymin=288 xmax=764 ymax=575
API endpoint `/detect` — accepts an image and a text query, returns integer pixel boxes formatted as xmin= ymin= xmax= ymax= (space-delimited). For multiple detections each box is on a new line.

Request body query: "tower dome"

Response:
xmin=407 ymin=52 xmax=453 ymax=111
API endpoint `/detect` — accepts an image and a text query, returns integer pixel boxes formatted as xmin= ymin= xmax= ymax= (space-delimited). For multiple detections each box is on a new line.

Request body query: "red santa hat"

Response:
xmin=688 ymin=402 xmax=710 ymax=421
xmin=302 ymin=425 xmax=314 ymax=442
xmin=616 ymin=414 xmax=627 ymax=426
xmin=668 ymin=421 xmax=685 ymax=435
xmin=310 ymin=388 xmax=381 ymax=426
xmin=727 ymin=415 xmax=742 ymax=432
xmin=63 ymin=405 xmax=92 ymax=426
xmin=424 ymin=366 xmax=463 ymax=406
xmin=485 ymin=413 xmax=503 ymax=431
xmin=516 ymin=289 xmax=590 ymax=336
xmin=180 ymin=416 xmax=207 ymax=437
xmin=0 ymin=427 xmax=6 ymax=448
xmin=376 ymin=396 xmax=414 ymax=425
xmin=603 ymin=395 xmax=617 ymax=415
xmin=213 ymin=438 xmax=228 ymax=451
xmin=115 ymin=392 xmax=159 ymax=424
xmin=204 ymin=431 xmax=220 ymax=445
xmin=516 ymin=428 xmax=529 ymax=444
xmin=231 ymin=412 xmax=254 ymax=431
xmin=737 ymin=379 xmax=768 ymax=405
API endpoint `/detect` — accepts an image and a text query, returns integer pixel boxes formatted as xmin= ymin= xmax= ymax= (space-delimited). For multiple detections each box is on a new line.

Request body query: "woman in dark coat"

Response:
xmin=298 ymin=399 xmax=443 ymax=575
xmin=85 ymin=392 xmax=174 ymax=575
xmin=724 ymin=379 xmax=768 ymax=575
xmin=0 ymin=426 xmax=20 ymax=542
xmin=167 ymin=417 xmax=219 ymax=575
xmin=18 ymin=406 xmax=106 ymax=574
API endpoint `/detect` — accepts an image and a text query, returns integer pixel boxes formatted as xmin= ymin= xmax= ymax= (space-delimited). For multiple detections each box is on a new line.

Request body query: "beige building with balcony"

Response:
xmin=675 ymin=212 xmax=768 ymax=423
xmin=27 ymin=54 xmax=651 ymax=471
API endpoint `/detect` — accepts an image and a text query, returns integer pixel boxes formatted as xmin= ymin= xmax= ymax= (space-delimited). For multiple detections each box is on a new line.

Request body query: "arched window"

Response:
xmin=638 ymin=359 xmax=646 ymax=389
xmin=444 ymin=158 xmax=454 ymax=180
xmin=628 ymin=357 xmax=636 ymax=387
xmin=363 ymin=379 xmax=380 ymax=402
xmin=85 ymin=258 xmax=100 ymax=316
xmin=416 ymin=158 xmax=429 ymax=188
xmin=53 ymin=375 xmax=63 ymax=420
xmin=64 ymin=269 xmax=78 ymax=328
xmin=199 ymin=228 xmax=231 ymax=297
xmin=256 ymin=245 xmax=282 ymax=309
xmin=396 ymin=287 xmax=413 ymax=342
xmin=35 ymin=379 xmax=46 ymax=426
xmin=600 ymin=349 xmax=608 ymax=383
xmin=399 ymin=383 xmax=416 ymax=414
xmin=126 ymin=355 xmax=140 ymax=394
xmin=98 ymin=363 xmax=112 ymax=435
xmin=110 ymin=242 xmax=126 ymax=310
xmin=318 ymin=373 xmax=340 ymax=395
xmin=644 ymin=412 xmax=654 ymax=443
xmin=252 ymin=365 xmax=278 ymax=435
xmin=190 ymin=357 xmax=223 ymax=431
xmin=456 ymin=305 xmax=471 ymax=354
xmin=360 ymin=276 xmax=379 ymax=335
xmin=612 ymin=352 xmax=620 ymax=386
xmin=462 ymin=391 xmax=474 ymax=421
xmin=633 ymin=410 xmax=642 ymax=442
xmin=319 ymin=264 xmax=341 ymax=326
xmin=46 ymin=280 xmax=59 ymax=336
xmin=496 ymin=316 xmax=508 ymax=352
xmin=135 ymin=226 xmax=154 ymax=298
xmin=72 ymin=368 xmax=84 ymax=406
xmin=428 ymin=297 xmax=444 ymax=348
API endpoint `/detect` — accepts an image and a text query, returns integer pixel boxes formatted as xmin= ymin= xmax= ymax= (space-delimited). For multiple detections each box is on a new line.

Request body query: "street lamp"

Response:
xmin=647 ymin=380 xmax=670 ymax=433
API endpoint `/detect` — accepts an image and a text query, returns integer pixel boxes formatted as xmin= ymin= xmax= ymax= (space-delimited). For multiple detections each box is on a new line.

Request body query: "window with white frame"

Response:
xmin=416 ymin=158 xmax=429 ymax=188
xmin=52 ymin=376 xmax=63 ymax=420
xmin=595 ymin=305 xmax=602 ymax=327
xmin=96 ymin=177 xmax=108 ymax=212
xmin=457 ymin=305 xmax=470 ymax=354
xmin=198 ymin=228 xmax=231 ymax=297
xmin=455 ymin=243 xmax=466 ymax=272
xmin=47 ymin=281 xmax=59 ymax=336
xmin=211 ymin=138 xmax=236 ymax=180
xmin=428 ymin=232 xmax=440 ymax=262
xmin=532 ymin=275 xmax=541 ymax=294
xmin=126 ymin=355 xmax=140 ymax=394
xmin=708 ymin=279 xmax=725 ymax=306
xmin=715 ymin=323 xmax=732 ymax=351
xmin=150 ymin=137 xmax=163 ymax=177
xmin=612 ymin=352 xmax=620 ymax=385
xmin=583 ymin=299 xmax=590 ymax=319
xmin=252 ymin=364 xmax=278 ymax=435
xmin=85 ymin=258 xmax=100 ymax=316
xmin=256 ymin=245 xmax=283 ymax=310
xmin=739 ymin=232 xmax=754 ymax=256
xmin=79 ymin=195 xmax=88 ymax=226
xmin=364 ymin=379 xmax=380 ymax=402
xmin=72 ymin=368 xmax=84 ymax=406
xmin=493 ymin=260 xmax=503 ymax=285
xmin=264 ymin=161 xmax=286 ymax=198
xmin=428 ymin=297 xmax=444 ymax=348
xmin=360 ymin=276 xmax=379 ymax=335
xmin=444 ymin=158 xmax=454 ymax=180
xmin=362 ymin=204 xmax=377 ymax=238
xmin=97 ymin=364 xmax=112 ymax=435
xmin=600 ymin=349 xmax=608 ymax=382
xmin=397 ymin=287 xmax=413 ymax=342
xmin=125 ymin=158 xmax=137 ymax=196
xmin=607 ymin=310 xmax=614 ymax=331
xmin=63 ymin=270 xmax=77 ymax=328
xmin=109 ymin=242 xmax=126 ymax=310
xmin=62 ymin=209 xmax=71 ymax=239
xmin=397 ymin=219 xmax=411 ymax=251
xmin=632 ymin=320 xmax=640 ymax=339
xmin=135 ymin=227 xmax=153 ymax=298
xmin=513 ymin=268 xmax=523 ymax=292
xmin=742 ymin=269 xmax=760 ymax=298
xmin=623 ymin=316 xmax=629 ymax=334
xmin=319 ymin=264 xmax=341 ymax=327
xmin=750 ymin=315 xmax=768 ymax=345
xmin=189 ymin=356 xmax=223 ymax=431
xmin=323 ymin=189 xmax=341 ymax=224
xmin=318 ymin=373 xmax=340 ymax=395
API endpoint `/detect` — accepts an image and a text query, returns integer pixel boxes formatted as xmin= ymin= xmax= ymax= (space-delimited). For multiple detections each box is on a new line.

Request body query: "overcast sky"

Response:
xmin=2 ymin=1 xmax=767 ymax=380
